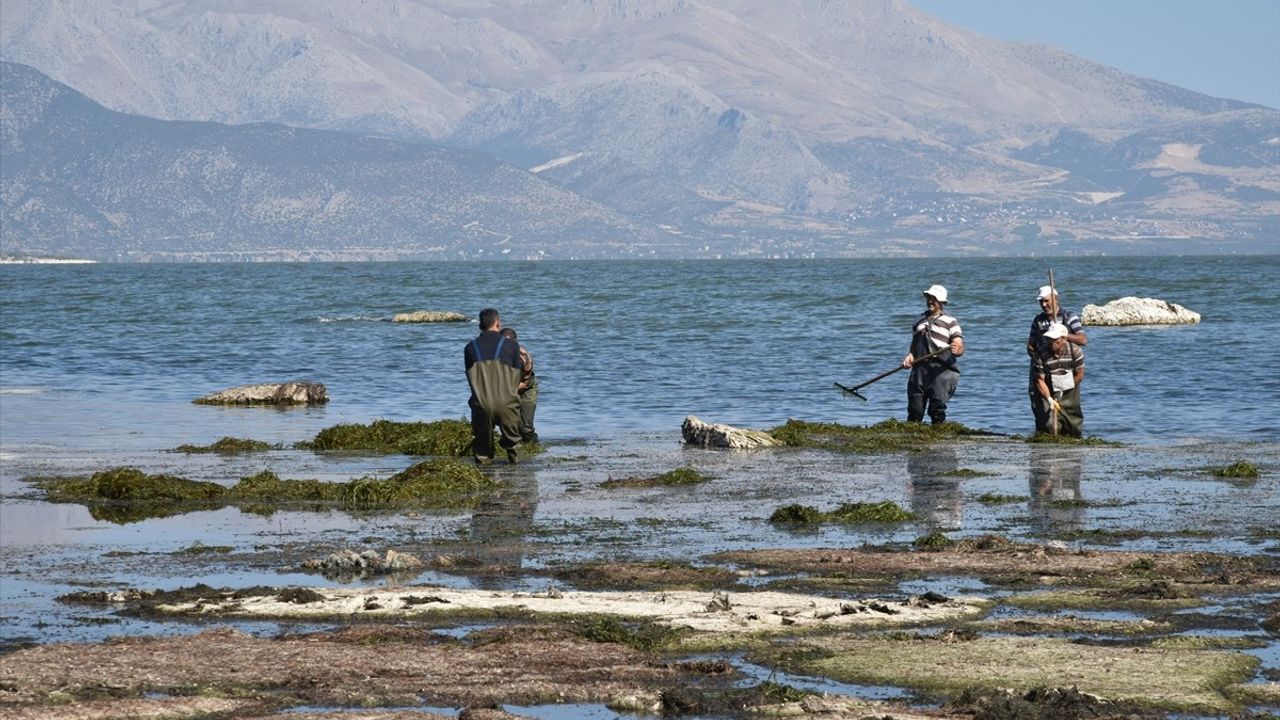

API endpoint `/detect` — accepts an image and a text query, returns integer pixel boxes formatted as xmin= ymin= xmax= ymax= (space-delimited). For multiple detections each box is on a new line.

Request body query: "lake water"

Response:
xmin=2 ymin=255 xmax=1277 ymax=451
xmin=1 ymin=256 xmax=1279 ymax=658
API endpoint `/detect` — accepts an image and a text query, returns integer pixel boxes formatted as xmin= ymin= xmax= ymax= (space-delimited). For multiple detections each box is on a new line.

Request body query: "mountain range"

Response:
xmin=1 ymin=0 xmax=1277 ymax=259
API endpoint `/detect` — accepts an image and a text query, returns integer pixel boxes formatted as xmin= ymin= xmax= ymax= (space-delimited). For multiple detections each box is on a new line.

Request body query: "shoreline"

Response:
xmin=1 ymin=422 xmax=1277 ymax=718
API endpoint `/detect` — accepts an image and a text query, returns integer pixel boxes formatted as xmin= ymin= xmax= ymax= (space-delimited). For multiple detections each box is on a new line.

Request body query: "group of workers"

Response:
xmin=902 ymin=283 xmax=1086 ymax=437
xmin=463 ymin=283 xmax=1087 ymax=464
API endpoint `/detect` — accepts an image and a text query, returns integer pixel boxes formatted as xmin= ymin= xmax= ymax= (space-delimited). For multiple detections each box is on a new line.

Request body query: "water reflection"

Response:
xmin=466 ymin=475 xmax=538 ymax=586
xmin=907 ymin=448 xmax=963 ymax=531
xmin=1028 ymin=449 xmax=1084 ymax=535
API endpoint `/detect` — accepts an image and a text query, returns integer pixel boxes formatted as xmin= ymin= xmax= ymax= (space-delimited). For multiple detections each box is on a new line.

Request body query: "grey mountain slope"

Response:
xmin=0 ymin=62 xmax=657 ymax=260
xmin=1 ymin=0 xmax=1275 ymax=255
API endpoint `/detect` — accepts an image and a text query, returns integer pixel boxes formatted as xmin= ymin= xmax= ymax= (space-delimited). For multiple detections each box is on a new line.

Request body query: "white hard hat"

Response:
xmin=922 ymin=284 xmax=948 ymax=303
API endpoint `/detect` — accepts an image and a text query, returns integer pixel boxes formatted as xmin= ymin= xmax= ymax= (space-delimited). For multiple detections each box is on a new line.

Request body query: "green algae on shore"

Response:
xmin=1003 ymin=583 xmax=1205 ymax=611
xmin=600 ymin=467 xmax=709 ymax=489
xmin=32 ymin=460 xmax=500 ymax=522
xmin=770 ymin=501 xmax=915 ymax=525
xmin=768 ymin=418 xmax=990 ymax=453
xmin=173 ymin=437 xmax=275 ymax=454
xmin=760 ymin=633 xmax=1258 ymax=713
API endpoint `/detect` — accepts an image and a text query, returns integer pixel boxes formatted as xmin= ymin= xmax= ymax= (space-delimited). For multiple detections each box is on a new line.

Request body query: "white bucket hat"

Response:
xmin=922 ymin=284 xmax=948 ymax=303
xmin=1043 ymin=322 xmax=1069 ymax=340
xmin=1037 ymin=285 xmax=1058 ymax=300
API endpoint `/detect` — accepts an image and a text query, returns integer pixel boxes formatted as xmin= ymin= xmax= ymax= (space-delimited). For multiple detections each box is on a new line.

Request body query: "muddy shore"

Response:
xmin=1 ymin=428 xmax=1278 ymax=719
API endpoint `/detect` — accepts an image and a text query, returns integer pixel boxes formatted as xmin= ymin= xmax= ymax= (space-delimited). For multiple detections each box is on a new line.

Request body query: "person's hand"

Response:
xmin=1050 ymin=399 xmax=1061 ymax=413
xmin=950 ymin=339 xmax=962 ymax=355
xmin=903 ymin=353 xmax=914 ymax=369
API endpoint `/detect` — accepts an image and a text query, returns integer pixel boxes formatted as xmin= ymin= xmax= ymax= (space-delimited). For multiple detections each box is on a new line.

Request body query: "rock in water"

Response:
xmin=682 ymin=415 xmax=782 ymax=449
xmin=392 ymin=311 xmax=469 ymax=323
xmin=194 ymin=381 xmax=328 ymax=405
xmin=1081 ymin=297 xmax=1201 ymax=326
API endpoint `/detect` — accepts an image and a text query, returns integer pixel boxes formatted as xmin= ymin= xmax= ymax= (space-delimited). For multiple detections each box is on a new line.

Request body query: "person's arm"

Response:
xmin=950 ymin=324 xmax=964 ymax=357
xmin=1074 ymin=365 xmax=1085 ymax=386
xmin=1066 ymin=312 xmax=1087 ymax=347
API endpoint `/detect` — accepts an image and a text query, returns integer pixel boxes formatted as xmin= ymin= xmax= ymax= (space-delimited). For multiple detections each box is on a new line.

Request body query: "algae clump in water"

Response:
xmin=173 ymin=437 xmax=274 ymax=454
xmin=297 ymin=418 xmax=544 ymax=458
xmin=33 ymin=460 xmax=499 ymax=523
xmin=769 ymin=419 xmax=987 ymax=453
xmin=601 ymin=467 xmax=709 ymax=489
xmin=1210 ymin=461 xmax=1259 ymax=478
xmin=770 ymin=501 xmax=915 ymax=525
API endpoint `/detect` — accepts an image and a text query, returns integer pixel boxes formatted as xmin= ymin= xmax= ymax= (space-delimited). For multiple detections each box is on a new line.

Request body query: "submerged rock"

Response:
xmin=194 ymin=381 xmax=328 ymax=405
xmin=1081 ymin=297 xmax=1200 ymax=326
xmin=392 ymin=310 xmax=469 ymax=323
xmin=682 ymin=415 xmax=782 ymax=449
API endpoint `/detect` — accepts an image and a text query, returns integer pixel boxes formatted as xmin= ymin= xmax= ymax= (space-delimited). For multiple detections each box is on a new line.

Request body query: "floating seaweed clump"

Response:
xmin=770 ymin=501 xmax=915 ymax=525
xmin=297 ymin=418 xmax=474 ymax=455
xmin=976 ymin=493 xmax=1026 ymax=505
xmin=1211 ymin=461 xmax=1259 ymax=478
xmin=340 ymin=460 xmax=501 ymax=509
xmin=769 ymin=418 xmax=989 ymax=453
xmin=173 ymin=437 xmax=274 ymax=454
xmin=939 ymin=468 xmax=995 ymax=478
xmin=32 ymin=461 xmax=499 ymax=523
xmin=914 ymin=531 xmax=952 ymax=550
xmin=601 ymin=467 xmax=709 ymax=489
xmin=39 ymin=467 xmax=226 ymax=503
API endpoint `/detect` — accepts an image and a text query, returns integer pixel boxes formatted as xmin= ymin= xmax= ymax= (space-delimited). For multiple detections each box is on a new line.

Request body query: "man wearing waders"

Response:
xmin=1031 ymin=322 xmax=1085 ymax=437
xmin=1027 ymin=285 xmax=1087 ymax=428
xmin=902 ymin=285 xmax=964 ymax=424
xmin=464 ymin=308 xmax=523 ymax=464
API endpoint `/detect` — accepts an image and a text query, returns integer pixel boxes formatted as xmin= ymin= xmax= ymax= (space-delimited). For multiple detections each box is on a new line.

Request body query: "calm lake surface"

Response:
xmin=1 ymin=256 xmax=1279 ymax=653
xmin=2 ymin=256 xmax=1277 ymax=449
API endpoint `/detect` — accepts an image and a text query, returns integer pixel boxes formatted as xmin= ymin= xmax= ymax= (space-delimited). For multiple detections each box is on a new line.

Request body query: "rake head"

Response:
xmin=833 ymin=382 xmax=868 ymax=402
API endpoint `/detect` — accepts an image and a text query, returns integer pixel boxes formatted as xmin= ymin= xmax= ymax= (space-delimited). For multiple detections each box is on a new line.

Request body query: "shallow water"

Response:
xmin=2 ymin=258 xmax=1278 ymax=712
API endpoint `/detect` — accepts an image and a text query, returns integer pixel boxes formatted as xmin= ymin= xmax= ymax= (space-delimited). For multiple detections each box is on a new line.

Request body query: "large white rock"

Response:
xmin=682 ymin=415 xmax=782 ymax=449
xmin=391 ymin=311 xmax=469 ymax=323
xmin=1081 ymin=297 xmax=1201 ymax=326
xmin=194 ymin=381 xmax=328 ymax=405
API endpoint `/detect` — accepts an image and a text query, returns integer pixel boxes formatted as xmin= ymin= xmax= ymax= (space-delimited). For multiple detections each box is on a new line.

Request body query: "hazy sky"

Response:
xmin=912 ymin=0 xmax=1280 ymax=109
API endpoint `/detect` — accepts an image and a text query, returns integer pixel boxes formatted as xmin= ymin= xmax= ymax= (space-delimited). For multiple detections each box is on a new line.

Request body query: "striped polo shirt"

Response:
xmin=1033 ymin=341 xmax=1085 ymax=379
xmin=912 ymin=311 xmax=962 ymax=369
xmin=914 ymin=312 xmax=962 ymax=351
xmin=1029 ymin=308 xmax=1083 ymax=346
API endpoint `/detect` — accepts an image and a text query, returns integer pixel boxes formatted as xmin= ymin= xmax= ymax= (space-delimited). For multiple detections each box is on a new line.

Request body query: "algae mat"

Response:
xmin=149 ymin=586 xmax=986 ymax=632
xmin=775 ymin=634 xmax=1257 ymax=713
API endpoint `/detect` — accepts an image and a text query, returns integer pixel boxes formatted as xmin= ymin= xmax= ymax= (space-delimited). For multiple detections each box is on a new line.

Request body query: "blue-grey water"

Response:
xmin=2 ymin=256 xmax=1277 ymax=449
xmin=2 ymin=256 xmax=1279 ymax=660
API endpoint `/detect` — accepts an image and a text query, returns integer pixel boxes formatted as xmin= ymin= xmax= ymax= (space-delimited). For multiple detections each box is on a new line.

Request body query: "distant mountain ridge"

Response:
xmin=0 ymin=62 xmax=658 ymax=260
xmin=1 ymin=0 xmax=1277 ymax=257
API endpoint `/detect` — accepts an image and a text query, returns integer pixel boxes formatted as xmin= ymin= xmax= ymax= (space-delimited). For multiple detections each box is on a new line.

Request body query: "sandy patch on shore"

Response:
xmin=151 ymin=586 xmax=985 ymax=631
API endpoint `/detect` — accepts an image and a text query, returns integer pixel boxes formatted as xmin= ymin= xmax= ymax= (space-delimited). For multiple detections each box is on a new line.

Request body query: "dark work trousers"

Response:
xmin=907 ymin=363 xmax=959 ymax=424
xmin=518 ymin=375 xmax=539 ymax=443
xmin=469 ymin=396 xmax=522 ymax=461
xmin=1031 ymin=385 xmax=1083 ymax=437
